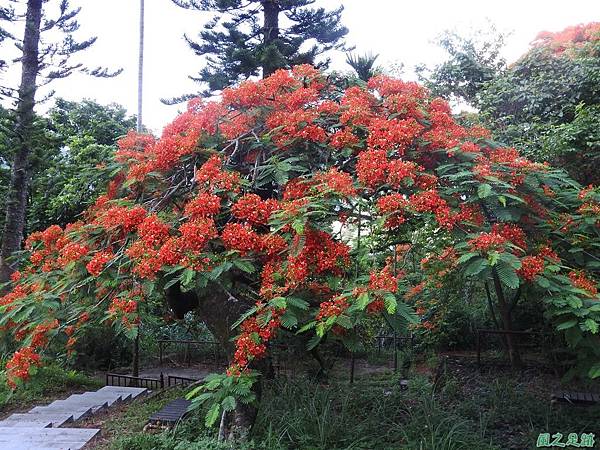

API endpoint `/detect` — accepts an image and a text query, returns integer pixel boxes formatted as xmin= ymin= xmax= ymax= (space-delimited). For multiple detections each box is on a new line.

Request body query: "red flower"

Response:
xmin=518 ymin=255 xmax=545 ymax=282
xmin=386 ymin=160 xmax=420 ymax=188
xmin=316 ymin=295 xmax=348 ymax=321
xmin=232 ymin=194 xmax=278 ymax=226
xmin=137 ymin=215 xmax=170 ymax=246
xmin=221 ymin=223 xmax=263 ymax=255
xmin=367 ymin=117 xmax=423 ymax=154
xmin=329 ymin=128 xmax=359 ymax=150
xmin=314 ymin=168 xmax=356 ymax=197
xmin=179 ymin=219 xmax=218 ymax=252
xmin=492 ymin=223 xmax=527 ymax=252
xmin=569 ymin=271 xmax=598 ymax=297
xmin=356 ymin=149 xmax=388 ymax=188
xmin=369 ymin=267 xmax=398 ymax=293
xmin=86 ymin=250 xmax=114 ymax=277
xmin=196 ymin=155 xmax=240 ymax=192
xmin=57 ymin=242 xmax=89 ymax=267
xmin=468 ymin=232 xmax=507 ymax=253
xmin=184 ymin=193 xmax=221 ymax=219
xmin=98 ymin=206 xmax=147 ymax=233
xmin=6 ymin=346 xmax=41 ymax=388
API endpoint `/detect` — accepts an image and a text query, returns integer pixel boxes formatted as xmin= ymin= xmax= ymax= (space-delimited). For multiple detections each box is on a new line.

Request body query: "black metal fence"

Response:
xmin=106 ymin=372 xmax=165 ymax=389
xmin=106 ymin=372 xmax=201 ymax=389
xmin=167 ymin=374 xmax=200 ymax=387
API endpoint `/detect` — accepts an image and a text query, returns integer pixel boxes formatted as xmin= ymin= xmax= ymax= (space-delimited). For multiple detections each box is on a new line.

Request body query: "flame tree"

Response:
xmin=1 ymin=66 xmax=599 ymax=435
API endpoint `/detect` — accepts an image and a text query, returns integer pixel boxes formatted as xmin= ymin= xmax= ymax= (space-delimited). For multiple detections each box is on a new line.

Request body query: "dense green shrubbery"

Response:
xmin=0 ymin=363 xmax=101 ymax=410
xmin=108 ymin=369 xmax=600 ymax=450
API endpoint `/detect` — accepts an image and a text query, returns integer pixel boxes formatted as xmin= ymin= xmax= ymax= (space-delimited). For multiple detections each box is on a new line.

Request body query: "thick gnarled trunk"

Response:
xmin=0 ymin=0 xmax=42 ymax=284
xmin=164 ymin=282 xmax=260 ymax=439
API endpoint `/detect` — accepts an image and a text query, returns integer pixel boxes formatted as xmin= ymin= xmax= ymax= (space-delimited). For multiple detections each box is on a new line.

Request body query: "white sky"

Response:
xmin=4 ymin=0 xmax=600 ymax=133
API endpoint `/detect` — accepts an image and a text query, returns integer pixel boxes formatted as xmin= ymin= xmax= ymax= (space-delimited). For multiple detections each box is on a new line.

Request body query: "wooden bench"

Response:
xmin=552 ymin=391 xmax=600 ymax=406
xmin=148 ymin=398 xmax=192 ymax=426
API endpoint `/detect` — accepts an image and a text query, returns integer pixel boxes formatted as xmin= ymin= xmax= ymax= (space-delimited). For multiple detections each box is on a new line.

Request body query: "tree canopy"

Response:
xmin=1 ymin=66 xmax=599 ymax=431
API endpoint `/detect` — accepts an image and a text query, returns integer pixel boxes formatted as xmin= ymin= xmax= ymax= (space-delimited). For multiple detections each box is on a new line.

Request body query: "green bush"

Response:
xmin=0 ymin=363 xmax=101 ymax=410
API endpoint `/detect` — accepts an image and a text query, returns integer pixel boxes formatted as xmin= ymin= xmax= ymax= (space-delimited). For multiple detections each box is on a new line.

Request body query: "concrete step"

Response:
xmin=5 ymin=411 xmax=74 ymax=428
xmin=48 ymin=395 xmax=110 ymax=413
xmin=0 ymin=414 xmax=54 ymax=428
xmin=97 ymin=385 xmax=148 ymax=400
xmin=0 ymin=426 xmax=99 ymax=450
xmin=69 ymin=391 xmax=124 ymax=407
xmin=29 ymin=404 xmax=92 ymax=422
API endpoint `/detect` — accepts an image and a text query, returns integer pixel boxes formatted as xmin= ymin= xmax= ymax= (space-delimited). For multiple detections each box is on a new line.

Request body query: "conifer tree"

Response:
xmin=0 ymin=0 xmax=121 ymax=284
xmin=168 ymin=0 xmax=349 ymax=98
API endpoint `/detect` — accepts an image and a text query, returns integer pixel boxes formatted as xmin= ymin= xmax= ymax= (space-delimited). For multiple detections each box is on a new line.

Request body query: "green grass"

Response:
xmin=98 ymin=366 xmax=600 ymax=450
xmin=97 ymin=387 xmax=187 ymax=450
xmin=0 ymin=363 xmax=102 ymax=413
xmin=103 ymin=373 xmax=498 ymax=450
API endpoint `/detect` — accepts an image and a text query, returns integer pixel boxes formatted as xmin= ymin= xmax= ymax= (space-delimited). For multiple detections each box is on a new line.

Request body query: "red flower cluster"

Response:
xmin=266 ymin=109 xmax=326 ymax=148
xmin=314 ymin=168 xmax=356 ymax=197
xmin=340 ymin=86 xmax=376 ymax=126
xmin=369 ymin=267 xmax=398 ymax=293
xmin=409 ymin=189 xmax=455 ymax=229
xmin=57 ymin=243 xmax=89 ymax=268
xmin=232 ymin=194 xmax=278 ymax=226
xmin=261 ymin=234 xmax=288 ymax=260
xmin=6 ymin=346 xmax=41 ymax=388
xmin=366 ymin=299 xmax=385 ymax=314
xmin=184 ymin=193 xmax=221 ymax=219
xmin=492 ymin=223 xmax=528 ymax=252
xmin=179 ymin=219 xmax=218 ymax=252
xmin=377 ymin=194 xmax=408 ymax=228
xmin=329 ymin=128 xmax=359 ymax=150
xmin=109 ymin=297 xmax=138 ymax=315
xmin=283 ymin=178 xmax=312 ymax=200
xmin=468 ymin=231 xmax=507 ymax=253
xmin=97 ymin=206 xmax=147 ymax=233
xmin=356 ymin=149 xmax=388 ymax=188
xmin=286 ymin=229 xmax=350 ymax=283
xmin=386 ymin=160 xmax=420 ymax=188
xmin=534 ymin=22 xmax=600 ymax=53
xmin=316 ymin=295 xmax=348 ymax=321
xmin=518 ymin=255 xmax=545 ymax=281
xmin=195 ymin=155 xmax=240 ymax=193
xmin=86 ymin=250 xmax=114 ymax=277
xmin=367 ymin=75 xmax=428 ymax=100
xmin=221 ymin=223 xmax=262 ymax=255
xmin=137 ymin=215 xmax=170 ymax=246
xmin=230 ymin=306 xmax=282 ymax=374
xmin=366 ymin=117 xmax=423 ymax=153
xmin=569 ymin=271 xmax=598 ymax=297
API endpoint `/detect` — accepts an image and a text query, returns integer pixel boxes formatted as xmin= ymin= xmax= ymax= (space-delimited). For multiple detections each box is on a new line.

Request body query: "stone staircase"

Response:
xmin=0 ymin=386 xmax=147 ymax=450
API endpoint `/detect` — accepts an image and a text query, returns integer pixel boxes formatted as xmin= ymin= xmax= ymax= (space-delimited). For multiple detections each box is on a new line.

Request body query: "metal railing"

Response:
xmin=106 ymin=372 xmax=165 ymax=389
xmin=167 ymin=374 xmax=200 ymax=387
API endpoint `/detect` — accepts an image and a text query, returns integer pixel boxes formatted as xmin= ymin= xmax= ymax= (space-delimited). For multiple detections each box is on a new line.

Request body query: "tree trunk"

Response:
xmin=491 ymin=269 xmax=522 ymax=369
xmin=195 ymin=285 xmax=260 ymax=439
xmin=163 ymin=281 xmax=263 ymax=439
xmin=0 ymin=0 xmax=42 ymax=284
xmin=261 ymin=0 xmax=280 ymax=78
xmin=137 ymin=0 xmax=144 ymax=133
xmin=132 ymin=333 xmax=140 ymax=378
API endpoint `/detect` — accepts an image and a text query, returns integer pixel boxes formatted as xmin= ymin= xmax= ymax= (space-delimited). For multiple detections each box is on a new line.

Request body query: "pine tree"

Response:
xmin=168 ymin=0 xmax=350 ymax=99
xmin=0 ymin=0 xmax=121 ymax=284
